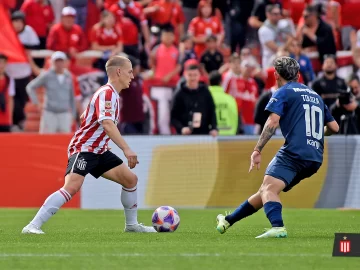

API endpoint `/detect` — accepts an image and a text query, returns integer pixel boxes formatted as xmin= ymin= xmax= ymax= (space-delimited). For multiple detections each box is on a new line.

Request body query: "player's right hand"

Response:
xmin=124 ymin=148 xmax=139 ymax=169
xmin=249 ymin=151 xmax=261 ymax=173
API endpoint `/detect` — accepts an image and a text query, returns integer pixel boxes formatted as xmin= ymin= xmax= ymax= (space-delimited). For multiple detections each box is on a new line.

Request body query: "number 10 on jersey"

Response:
xmin=303 ymin=104 xmax=323 ymax=140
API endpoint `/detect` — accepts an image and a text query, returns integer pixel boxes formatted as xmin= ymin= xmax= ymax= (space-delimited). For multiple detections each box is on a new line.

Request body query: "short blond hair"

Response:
xmin=105 ymin=56 xmax=130 ymax=74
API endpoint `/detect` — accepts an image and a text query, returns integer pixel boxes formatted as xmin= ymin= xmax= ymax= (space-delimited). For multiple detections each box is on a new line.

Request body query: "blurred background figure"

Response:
xmin=200 ymin=35 xmax=224 ymax=76
xmin=150 ymin=24 xmax=181 ymax=85
xmin=119 ymin=56 xmax=145 ymax=135
xmin=286 ymin=38 xmax=315 ymax=86
xmin=208 ymin=70 xmax=238 ymax=135
xmin=171 ymin=62 xmax=217 ymax=136
xmin=108 ymin=0 xmax=151 ymax=68
xmin=226 ymin=0 xmax=255 ymax=53
xmin=90 ymin=10 xmax=123 ymax=77
xmin=258 ymin=4 xmax=289 ymax=69
xmin=179 ymin=35 xmax=197 ymax=75
xmin=347 ymin=74 xmax=360 ymax=104
xmin=46 ymin=7 xmax=87 ymax=61
xmin=249 ymin=0 xmax=282 ymax=30
xmin=188 ymin=0 xmax=224 ymax=58
xmin=26 ymin=52 xmax=76 ymax=134
xmin=145 ymin=0 xmax=185 ymax=45
xmin=222 ymin=53 xmax=258 ymax=135
xmin=20 ymin=0 xmax=54 ymax=51
xmin=10 ymin=11 xmax=39 ymax=130
xmin=330 ymin=88 xmax=360 ymax=135
xmin=299 ymin=4 xmax=336 ymax=64
xmin=0 ymin=54 xmax=15 ymax=133
xmin=312 ymin=54 xmax=347 ymax=108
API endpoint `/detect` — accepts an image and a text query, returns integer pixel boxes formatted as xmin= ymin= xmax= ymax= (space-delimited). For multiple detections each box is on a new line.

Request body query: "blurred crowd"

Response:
xmin=1 ymin=0 xmax=360 ymax=135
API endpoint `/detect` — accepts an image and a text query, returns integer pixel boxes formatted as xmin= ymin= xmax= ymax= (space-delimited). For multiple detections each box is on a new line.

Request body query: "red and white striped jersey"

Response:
xmin=67 ymin=84 xmax=120 ymax=157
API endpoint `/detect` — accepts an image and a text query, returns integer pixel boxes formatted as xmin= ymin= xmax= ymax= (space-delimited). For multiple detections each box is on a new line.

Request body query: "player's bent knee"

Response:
xmin=122 ymin=173 xmax=138 ymax=189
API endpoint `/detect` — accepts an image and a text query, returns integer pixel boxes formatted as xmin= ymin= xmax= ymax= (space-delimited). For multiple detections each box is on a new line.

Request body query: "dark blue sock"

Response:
xmin=225 ymin=200 xmax=258 ymax=225
xmin=264 ymin=201 xmax=284 ymax=227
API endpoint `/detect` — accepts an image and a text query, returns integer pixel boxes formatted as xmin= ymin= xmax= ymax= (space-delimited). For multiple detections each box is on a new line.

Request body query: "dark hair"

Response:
xmin=206 ymin=35 xmax=217 ymax=42
xmin=266 ymin=4 xmax=280 ymax=13
xmin=305 ymin=5 xmax=319 ymax=16
xmin=209 ymin=71 xmax=222 ymax=86
xmin=161 ymin=23 xmax=175 ymax=34
xmin=273 ymin=56 xmax=300 ymax=82
xmin=11 ymin=11 xmax=25 ymax=21
xmin=0 ymin=53 xmax=8 ymax=61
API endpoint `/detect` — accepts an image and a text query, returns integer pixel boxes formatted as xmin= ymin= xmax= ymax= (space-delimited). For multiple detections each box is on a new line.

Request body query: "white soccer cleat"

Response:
xmin=21 ymin=223 xmax=45 ymax=234
xmin=124 ymin=223 xmax=157 ymax=233
xmin=255 ymin=227 xmax=287 ymax=239
xmin=216 ymin=214 xmax=231 ymax=234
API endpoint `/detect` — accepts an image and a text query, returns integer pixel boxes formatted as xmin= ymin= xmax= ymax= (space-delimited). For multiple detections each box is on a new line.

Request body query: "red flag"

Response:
xmin=0 ymin=3 xmax=27 ymax=63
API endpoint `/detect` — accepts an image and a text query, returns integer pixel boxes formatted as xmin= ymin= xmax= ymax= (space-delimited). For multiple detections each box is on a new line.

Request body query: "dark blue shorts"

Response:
xmin=265 ymin=153 xmax=322 ymax=192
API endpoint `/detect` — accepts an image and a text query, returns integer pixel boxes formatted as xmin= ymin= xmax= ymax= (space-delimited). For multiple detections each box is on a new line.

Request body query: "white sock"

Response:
xmin=121 ymin=186 xmax=138 ymax=226
xmin=30 ymin=188 xmax=72 ymax=228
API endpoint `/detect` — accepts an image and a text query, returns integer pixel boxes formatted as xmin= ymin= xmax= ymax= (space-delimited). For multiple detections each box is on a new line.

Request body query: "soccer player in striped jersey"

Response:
xmin=22 ymin=56 xmax=156 ymax=234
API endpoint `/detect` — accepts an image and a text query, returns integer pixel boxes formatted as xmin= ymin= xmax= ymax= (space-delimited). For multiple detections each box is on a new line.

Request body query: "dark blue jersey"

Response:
xmin=265 ymin=82 xmax=334 ymax=163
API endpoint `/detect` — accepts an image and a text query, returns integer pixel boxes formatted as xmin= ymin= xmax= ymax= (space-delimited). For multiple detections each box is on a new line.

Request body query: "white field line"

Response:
xmin=0 ymin=253 xmax=330 ymax=258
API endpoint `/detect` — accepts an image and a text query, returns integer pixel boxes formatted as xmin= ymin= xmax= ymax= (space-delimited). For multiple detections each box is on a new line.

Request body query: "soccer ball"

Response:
xmin=151 ymin=206 xmax=180 ymax=232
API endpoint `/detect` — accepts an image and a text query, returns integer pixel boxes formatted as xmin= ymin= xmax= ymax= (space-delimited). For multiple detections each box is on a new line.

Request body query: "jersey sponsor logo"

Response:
xmin=77 ymin=159 xmax=87 ymax=170
xmin=293 ymin=88 xmax=318 ymax=95
xmin=307 ymin=139 xmax=320 ymax=149
xmin=269 ymin=97 xmax=278 ymax=104
xmin=102 ymin=109 xmax=114 ymax=115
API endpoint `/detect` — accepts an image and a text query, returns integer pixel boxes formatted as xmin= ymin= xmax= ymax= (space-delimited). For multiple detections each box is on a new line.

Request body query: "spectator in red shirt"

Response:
xmin=145 ymin=0 xmax=185 ymax=43
xmin=0 ymin=54 xmax=15 ymax=132
xmin=150 ymin=24 xmax=181 ymax=84
xmin=90 ymin=10 xmax=123 ymax=72
xmin=21 ymin=0 xmax=54 ymax=50
xmin=222 ymin=53 xmax=258 ymax=134
xmin=46 ymin=6 xmax=87 ymax=59
xmin=108 ymin=0 xmax=151 ymax=60
xmin=188 ymin=0 xmax=225 ymax=58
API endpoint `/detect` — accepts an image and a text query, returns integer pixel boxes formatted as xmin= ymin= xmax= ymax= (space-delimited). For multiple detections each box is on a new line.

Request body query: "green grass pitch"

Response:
xmin=1 ymin=208 xmax=359 ymax=270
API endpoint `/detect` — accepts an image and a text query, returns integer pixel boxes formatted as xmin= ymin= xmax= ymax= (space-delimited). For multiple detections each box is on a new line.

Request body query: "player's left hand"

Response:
xmin=124 ymin=148 xmax=139 ymax=169
xmin=249 ymin=151 xmax=261 ymax=173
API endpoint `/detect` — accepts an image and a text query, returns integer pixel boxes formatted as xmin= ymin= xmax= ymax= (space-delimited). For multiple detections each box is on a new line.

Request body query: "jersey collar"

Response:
xmin=106 ymin=83 xmax=120 ymax=96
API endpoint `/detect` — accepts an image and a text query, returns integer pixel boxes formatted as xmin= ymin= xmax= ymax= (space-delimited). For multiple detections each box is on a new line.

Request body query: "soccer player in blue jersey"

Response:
xmin=216 ymin=56 xmax=339 ymax=238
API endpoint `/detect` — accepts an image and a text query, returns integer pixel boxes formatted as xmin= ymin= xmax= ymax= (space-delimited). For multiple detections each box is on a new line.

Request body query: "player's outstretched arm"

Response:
xmin=102 ymin=119 xmax=139 ymax=169
xmin=254 ymin=113 xmax=280 ymax=152
xmin=324 ymin=121 xmax=339 ymax=136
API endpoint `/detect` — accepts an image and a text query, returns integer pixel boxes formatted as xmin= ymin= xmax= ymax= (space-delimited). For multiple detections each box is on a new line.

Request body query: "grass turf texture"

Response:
xmin=0 ymin=209 xmax=359 ymax=270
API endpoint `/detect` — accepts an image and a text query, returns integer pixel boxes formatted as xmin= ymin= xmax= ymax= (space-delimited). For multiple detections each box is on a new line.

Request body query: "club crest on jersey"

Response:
xmin=105 ymin=101 xmax=112 ymax=109
xmin=77 ymin=159 xmax=87 ymax=170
